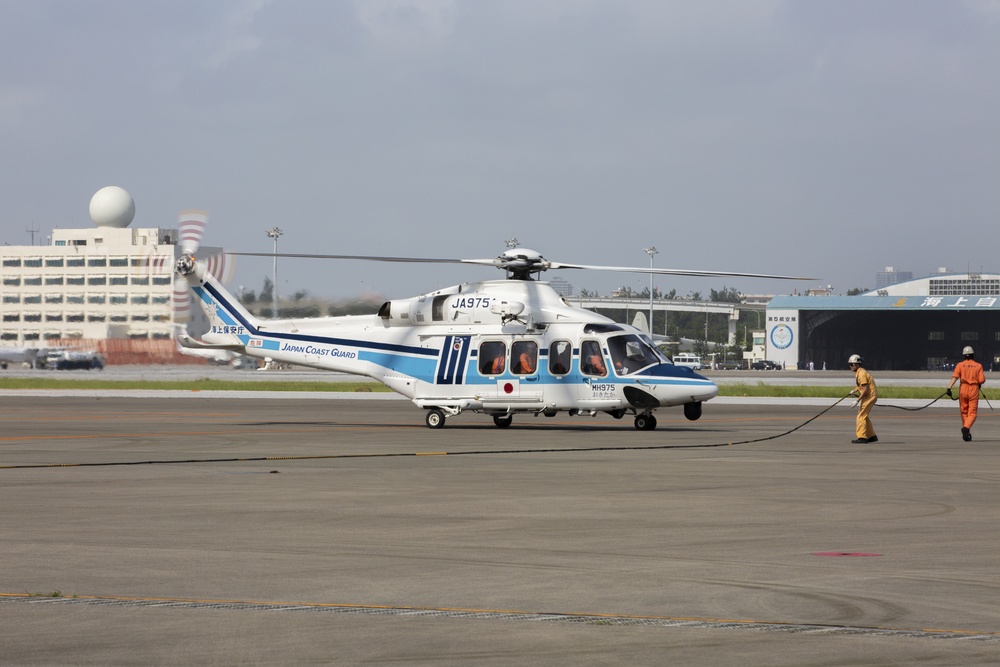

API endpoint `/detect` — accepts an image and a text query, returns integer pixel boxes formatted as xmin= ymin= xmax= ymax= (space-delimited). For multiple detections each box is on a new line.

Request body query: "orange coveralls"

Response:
xmin=951 ymin=359 xmax=985 ymax=429
xmin=854 ymin=366 xmax=878 ymax=440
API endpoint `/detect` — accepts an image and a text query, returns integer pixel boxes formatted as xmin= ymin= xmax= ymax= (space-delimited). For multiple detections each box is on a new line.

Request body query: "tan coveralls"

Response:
xmin=854 ymin=366 xmax=878 ymax=440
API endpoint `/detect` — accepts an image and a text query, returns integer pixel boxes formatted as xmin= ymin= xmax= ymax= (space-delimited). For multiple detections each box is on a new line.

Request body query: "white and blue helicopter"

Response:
xmin=175 ymin=232 xmax=808 ymax=429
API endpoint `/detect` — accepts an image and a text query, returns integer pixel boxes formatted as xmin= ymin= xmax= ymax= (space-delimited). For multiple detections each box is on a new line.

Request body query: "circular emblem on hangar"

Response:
xmin=770 ymin=324 xmax=794 ymax=349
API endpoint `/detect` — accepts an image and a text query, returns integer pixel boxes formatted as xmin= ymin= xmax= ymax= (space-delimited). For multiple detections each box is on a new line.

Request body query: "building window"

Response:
xmin=88 ymin=258 xmax=107 ymax=267
xmin=24 ymin=258 xmax=42 ymax=268
xmin=0 ymin=332 xmax=17 ymax=341
xmin=66 ymin=294 xmax=85 ymax=304
xmin=2 ymin=295 xmax=19 ymax=304
xmin=88 ymin=314 xmax=107 ymax=322
xmin=67 ymin=276 xmax=85 ymax=285
xmin=110 ymin=314 xmax=128 ymax=322
xmin=109 ymin=276 xmax=128 ymax=285
xmin=928 ymin=331 xmax=945 ymax=341
xmin=46 ymin=314 xmax=63 ymax=322
xmin=66 ymin=314 xmax=85 ymax=322
xmin=961 ymin=332 xmax=979 ymax=341
xmin=109 ymin=257 xmax=129 ymax=267
xmin=131 ymin=295 xmax=149 ymax=305
xmin=88 ymin=295 xmax=106 ymax=304
xmin=23 ymin=295 xmax=42 ymax=304
xmin=88 ymin=276 xmax=107 ymax=286
xmin=45 ymin=276 xmax=64 ymax=286
xmin=3 ymin=313 xmax=21 ymax=322
xmin=24 ymin=313 xmax=42 ymax=323
xmin=45 ymin=258 xmax=64 ymax=267
xmin=67 ymin=258 xmax=85 ymax=267
xmin=45 ymin=295 xmax=64 ymax=304
xmin=2 ymin=259 xmax=21 ymax=268
xmin=152 ymin=276 xmax=171 ymax=286
xmin=24 ymin=277 xmax=42 ymax=286
xmin=152 ymin=295 xmax=170 ymax=305
xmin=110 ymin=294 xmax=128 ymax=305
xmin=3 ymin=277 xmax=20 ymax=286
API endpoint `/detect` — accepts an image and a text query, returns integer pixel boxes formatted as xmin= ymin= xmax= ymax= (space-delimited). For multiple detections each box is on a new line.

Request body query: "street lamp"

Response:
xmin=265 ymin=227 xmax=283 ymax=318
xmin=643 ymin=246 xmax=658 ymax=335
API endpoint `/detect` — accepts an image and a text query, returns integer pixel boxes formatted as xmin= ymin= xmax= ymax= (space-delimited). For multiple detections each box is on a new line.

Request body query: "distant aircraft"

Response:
xmin=0 ymin=347 xmax=43 ymax=370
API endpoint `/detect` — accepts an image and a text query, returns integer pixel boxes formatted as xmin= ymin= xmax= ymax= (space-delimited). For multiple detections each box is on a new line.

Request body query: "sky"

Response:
xmin=2 ymin=1 xmax=999 ymax=301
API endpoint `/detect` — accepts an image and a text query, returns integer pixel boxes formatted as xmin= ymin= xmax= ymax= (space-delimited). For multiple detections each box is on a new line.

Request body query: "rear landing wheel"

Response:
xmin=425 ymin=409 xmax=446 ymax=429
xmin=493 ymin=415 xmax=513 ymax=428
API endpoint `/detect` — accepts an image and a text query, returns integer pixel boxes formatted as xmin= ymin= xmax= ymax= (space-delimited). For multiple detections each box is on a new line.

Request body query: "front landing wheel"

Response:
xmin=425 ymin=409 xmax=446 ymax=429
xmin=634 ymin=414 xmax=657 ymax=431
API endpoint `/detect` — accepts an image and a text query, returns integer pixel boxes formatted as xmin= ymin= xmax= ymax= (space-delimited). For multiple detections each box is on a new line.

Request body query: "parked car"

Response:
xmin=751 ymin=359 xmax=781 ymax=370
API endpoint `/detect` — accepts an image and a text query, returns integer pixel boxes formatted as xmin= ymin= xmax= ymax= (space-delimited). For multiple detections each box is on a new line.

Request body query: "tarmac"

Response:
xmin=1 ymin=389 xmax=998 ymax=665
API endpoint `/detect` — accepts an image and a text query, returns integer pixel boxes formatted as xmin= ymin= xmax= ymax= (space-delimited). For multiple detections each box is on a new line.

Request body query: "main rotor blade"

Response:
xmin=227 ymin=252 xmax=501 ymax=267
xmin=547 ymin=261 xmax=815 ymax=281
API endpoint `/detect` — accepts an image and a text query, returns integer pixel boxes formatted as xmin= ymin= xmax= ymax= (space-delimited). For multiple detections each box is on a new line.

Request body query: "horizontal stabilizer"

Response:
xmin=178 ymin=334 xmax=245 ymax=352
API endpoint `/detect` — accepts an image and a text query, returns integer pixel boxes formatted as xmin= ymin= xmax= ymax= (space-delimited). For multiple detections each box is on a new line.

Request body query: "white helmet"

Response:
xmin=848 ymin=354 xmax=863 ymax=364
xmin=962 ymin=346 xmax=975 ymax=356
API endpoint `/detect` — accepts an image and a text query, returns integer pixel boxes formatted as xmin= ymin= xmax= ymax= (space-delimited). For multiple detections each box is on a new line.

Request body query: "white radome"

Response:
xmin=89 ymin=186 xmax=135 ymax=228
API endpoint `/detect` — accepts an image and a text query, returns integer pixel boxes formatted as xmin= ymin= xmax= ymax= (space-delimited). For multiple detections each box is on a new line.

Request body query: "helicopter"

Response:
xmin=174 ymin=230 xmax=810 ymax=430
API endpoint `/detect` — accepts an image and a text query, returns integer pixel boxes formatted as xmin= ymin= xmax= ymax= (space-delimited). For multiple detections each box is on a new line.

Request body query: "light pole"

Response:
xmin=643 ymin=246 xmax=658 ymax=335
xmin=266 ymin=227 xmax=283 ymax=318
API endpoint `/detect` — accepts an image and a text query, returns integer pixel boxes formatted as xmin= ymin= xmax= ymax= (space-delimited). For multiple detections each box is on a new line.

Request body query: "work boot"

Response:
xmin=867 ymin=435 xmax=878 ymax=443
xmin=851 ymin=438 xmax=868 ymax=443
xmin=962 ymin=427 xmax=972 ymax=442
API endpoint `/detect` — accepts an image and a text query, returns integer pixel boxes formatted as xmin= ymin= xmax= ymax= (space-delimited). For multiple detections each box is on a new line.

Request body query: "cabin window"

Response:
xmin=549 ymin=340 xmax=571 ymax=375
xmin=479 ymin=341 xmax=506 ymax=375
xmin=580 ymin=340 xmax=607 ymax=377
xmin=510 ymin=341 xmax=538 ymax=375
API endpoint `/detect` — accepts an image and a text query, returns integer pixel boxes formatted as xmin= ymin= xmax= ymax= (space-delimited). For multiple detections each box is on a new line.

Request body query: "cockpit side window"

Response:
xmin=580 ymin=340 xmax=607 ymax=377
xmin=548 ymin=340 xmax=571 ymax=376
xmin=510 ymin=340 xmax=538 ymax=375
xmin=479 ymin=341 xmax=506 ymax=375
xmin=608 ymin=334 xmax=661 ymax=375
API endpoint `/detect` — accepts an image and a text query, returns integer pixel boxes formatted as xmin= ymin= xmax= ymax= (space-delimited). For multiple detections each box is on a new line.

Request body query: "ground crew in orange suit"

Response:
xmin=848 ymin=354 xmax=878 ymax=443
xmin=946 ymin=346 xmax=985 ymax=442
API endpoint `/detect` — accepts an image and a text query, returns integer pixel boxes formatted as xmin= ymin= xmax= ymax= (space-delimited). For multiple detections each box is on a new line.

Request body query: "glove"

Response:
xmin=945 ymin=387 xmax=953 ymax=398
xmin=851 ymin=400 xmax=860 ymax=409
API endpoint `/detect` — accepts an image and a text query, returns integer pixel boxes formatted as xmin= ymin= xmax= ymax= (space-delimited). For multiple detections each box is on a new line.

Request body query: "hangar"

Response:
xmin=763 ymin=272 xmax=1000 ymax=371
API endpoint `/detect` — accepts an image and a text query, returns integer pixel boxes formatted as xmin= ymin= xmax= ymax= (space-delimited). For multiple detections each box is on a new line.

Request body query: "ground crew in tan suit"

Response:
xmin=848 ymin=354 xmax=878 ymax=443
xmin=947 ymin=346 xmax=985 ymax=442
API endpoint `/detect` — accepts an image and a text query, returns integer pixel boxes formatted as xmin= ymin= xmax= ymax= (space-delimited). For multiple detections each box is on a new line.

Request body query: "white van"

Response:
xmin=672 ymin=353 xmax=702 ymax=370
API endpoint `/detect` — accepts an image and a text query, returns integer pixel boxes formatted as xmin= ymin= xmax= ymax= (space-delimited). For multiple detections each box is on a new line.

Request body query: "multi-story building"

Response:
xmin=1 ymin=207 xmax=221 ymax=347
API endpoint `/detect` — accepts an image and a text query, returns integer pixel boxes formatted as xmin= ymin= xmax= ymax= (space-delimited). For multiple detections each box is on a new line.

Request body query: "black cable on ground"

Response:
xmin=874 ymin=390 xmax=950 ymax=412
xmin=1 ymin=395 xmax=866 ymax=470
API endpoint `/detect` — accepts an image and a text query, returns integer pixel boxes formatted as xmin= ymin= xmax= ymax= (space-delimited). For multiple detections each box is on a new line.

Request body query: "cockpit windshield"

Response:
xmin=607 ymin=334 xmax=665 ymax=375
